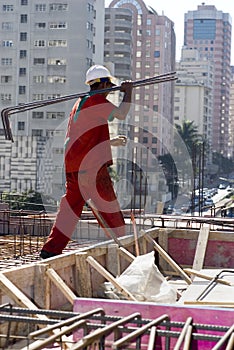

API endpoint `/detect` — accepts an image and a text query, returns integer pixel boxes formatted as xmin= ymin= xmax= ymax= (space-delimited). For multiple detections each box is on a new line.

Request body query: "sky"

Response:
xmin=105 ymin=0 xmax=234 ymax=64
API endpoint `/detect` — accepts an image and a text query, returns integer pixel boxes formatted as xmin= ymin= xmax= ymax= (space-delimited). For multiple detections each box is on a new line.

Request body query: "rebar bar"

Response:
xmin=1 ymin=72 xmax=177 ymax=142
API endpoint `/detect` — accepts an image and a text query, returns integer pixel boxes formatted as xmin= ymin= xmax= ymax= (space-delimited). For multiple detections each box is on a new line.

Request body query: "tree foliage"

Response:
xmin=1 ymin=190 xmax=56 ymax=212
xmin=212 ymin=152 xmax=234 ymax=175
xmin=175 ymin=120 xmax=202 ymax=156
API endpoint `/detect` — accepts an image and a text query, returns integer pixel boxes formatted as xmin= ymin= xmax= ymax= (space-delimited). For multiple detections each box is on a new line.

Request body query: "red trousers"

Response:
xmin=42 ymin=166 xmax=126 ymax=254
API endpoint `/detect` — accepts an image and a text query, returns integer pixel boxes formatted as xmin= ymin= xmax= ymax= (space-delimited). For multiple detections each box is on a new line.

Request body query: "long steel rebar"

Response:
xmin=1 ymin=72 xmax=177 ymax=141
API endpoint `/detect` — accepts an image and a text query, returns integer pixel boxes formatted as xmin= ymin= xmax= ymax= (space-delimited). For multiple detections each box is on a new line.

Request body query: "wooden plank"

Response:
xmin=143 ymin=233 xmax=192 ymax=284
xmin=158 ymin=229 xmax=169 ymax=272
xmin=0 ymin=273 xmax=48 ymax=321
xmin=192 ymin=224 xmax=210 ymax=271
xmin=46 ymin=268 xmax=77 ymax=304
xmin=86 ymin=256 xmax=137 ymax=301
xmin=75 ymin=252 xmax=93 ymax=298
xmin=184 ymin=268 xmax=233 ymax=286
xmin=107 ymin=244 xmax=119 ymax=277
xmin=118 ymin=247 xmax=135 ymax=263
xmin=184 ymin=301 xmax=234 ymax=307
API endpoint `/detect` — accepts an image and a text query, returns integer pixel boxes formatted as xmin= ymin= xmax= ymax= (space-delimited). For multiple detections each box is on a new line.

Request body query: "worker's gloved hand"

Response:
xmin=110 ymin=135 xmax=127 ymax=147
xmin=120 ymin=81 xmax=133 ymax=94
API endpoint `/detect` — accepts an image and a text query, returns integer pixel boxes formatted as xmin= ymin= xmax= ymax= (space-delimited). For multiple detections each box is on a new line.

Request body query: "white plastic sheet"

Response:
xmin=108 ymin=252 xmax=177 ymax=303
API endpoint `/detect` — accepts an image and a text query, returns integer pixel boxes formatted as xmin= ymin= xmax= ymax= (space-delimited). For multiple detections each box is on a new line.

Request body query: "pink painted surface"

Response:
xmin=73 ymin=298 xmax=234 ymax=349
xmin=168 ymin=238 xmax=234 ymax=267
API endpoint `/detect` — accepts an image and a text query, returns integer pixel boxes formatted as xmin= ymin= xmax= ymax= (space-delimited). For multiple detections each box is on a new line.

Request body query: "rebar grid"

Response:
xmin=0 ymin=304 xmax=232 ymax=349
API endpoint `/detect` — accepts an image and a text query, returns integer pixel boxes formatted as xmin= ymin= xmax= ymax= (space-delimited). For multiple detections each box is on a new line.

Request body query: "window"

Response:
xmin=86 ymin=21 xmax=93 ymax=31
xmin=35 ymin=4 xmax=46 ymax=11
xmin=48 ymin=40 xmax=67 ymax=47
xmin=34 ymin=40 xmax=46 ymax=47
xmin=34 ymin=58 xmax=45 ymax=65
xmin=2 ymin=40 xmax=13 ymax=47
xmin=18 ymin=121 xmax=25 ymax=131
xmin=49 ymin=22 xmax=67 ymax=29
xmin=48 ymin=58 xmax=66 ymax=65
xmin=3 ymin=5 xmax=14 ymax=12
xmin=143 ymin=137 xmax=148 ymax=143
xmin=1 ymin=58 xmax=12 ymax=65
xmin=49 ymin=3 xmax=68 ymax=11
xmin=153 ymin=105 xmax=158 ymax=112
xmin=21 ymin=0 xmax=28 ymax=5
xmin=1 ymin=75 xmax=12 ymax=83
xmin=2 ymin=22 xmax=13 ymax=30
xmin=47 ymin=94 xmax=61 ymax=99
xmin=20 ymin=50 xmax=27 ymax=58
xmin=20 ymin=32 xmax=27 ymax=41
xmin=152 ymin=137 xmax=157 ymax=143
xmin=33 ymin=94 xmax=44 ymax=100
xmin=46 ymin=112 xmax=65 ymax=119
xmin=19 ymin=68 xmax=26 ymax=76
xmin=19 ymin=86 xmax=26 ymax=94
xmin=48 ymin=76 xmax=66 ymax=83
xmin=193 ymin=19 xmax=216 ymax=40
xmin=1 ymin=93 xmax=12 ymax=101
xmin=87 ymin=40 xmax=92 ymax=49
xmin=33 ymin=75 xmax=44 ymax=83
xmin=32 ymin=129 xmax=43 ymax=137
xmin=32 ymin=112 xmax=44 ymax=119
xmin=87 ymin=3 xmax=94 ymax=12
xmin=154 ymin=51 xmax=160 ymax=58
xmin=35 ymin=22 xmax=46 ymax=29
xmin=20 ymin=14 xmax=27 ymax=23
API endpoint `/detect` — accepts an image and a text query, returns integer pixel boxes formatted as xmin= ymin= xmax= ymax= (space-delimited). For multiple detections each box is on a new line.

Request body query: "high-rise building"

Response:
xmin=184 ymin=4 xmax=232 ymax=156
xmin=106 ymin=0 xmax=176 ymax=209
xmin=108 ymin=0 xmax=176 ymax=160
xmin=175 ymin=47 xmax=214 ymax=162
xmin=228 ymin=66 xmax=234 ymax=158
xmin=0 ymin=0 xmax=104 ymax=195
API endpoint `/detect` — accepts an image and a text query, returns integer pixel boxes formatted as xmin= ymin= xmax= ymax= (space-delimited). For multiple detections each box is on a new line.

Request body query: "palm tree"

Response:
xmin=175 ymin=120 xmax=202 ymax=156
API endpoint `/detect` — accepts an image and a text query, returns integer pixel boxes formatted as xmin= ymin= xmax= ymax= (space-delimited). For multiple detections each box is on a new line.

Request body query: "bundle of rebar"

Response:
xmin=1 ymin=72 xmax=177 ymax=141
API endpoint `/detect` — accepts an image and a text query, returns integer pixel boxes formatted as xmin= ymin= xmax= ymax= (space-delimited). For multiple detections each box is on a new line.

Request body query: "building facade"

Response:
xmin=184 ymin=4 xmax=232 ymax=156
xmin=228 ymin=66 xmax=234 ymax=158
xmin=108 ymin=0 xmax=176 ymax=159
xmin=0 ymin=0 xmax=104 ymax=196
xmin=106 ymin=0 xmax=176 ymax=210
xmin=175 ymin=48 xmax=214 ymax=161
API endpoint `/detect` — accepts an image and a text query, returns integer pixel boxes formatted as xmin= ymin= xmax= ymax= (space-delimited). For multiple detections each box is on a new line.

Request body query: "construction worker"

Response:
xmin=40 ymin=65 xmax=133 ymax=259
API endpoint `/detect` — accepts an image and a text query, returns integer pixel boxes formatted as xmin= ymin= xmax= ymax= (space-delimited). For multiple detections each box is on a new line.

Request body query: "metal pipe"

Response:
xmin=196 ymin=270 xmax=234 ymax=301
xmin=1 ymin=72 xmax=177 ymax=142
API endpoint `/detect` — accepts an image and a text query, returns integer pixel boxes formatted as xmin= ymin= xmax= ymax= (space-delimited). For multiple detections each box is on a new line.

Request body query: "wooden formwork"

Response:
xmin=0 ymin=227 xmax=233 ymax=308
xmin=0 ymin=227 xmax=233 ymax=347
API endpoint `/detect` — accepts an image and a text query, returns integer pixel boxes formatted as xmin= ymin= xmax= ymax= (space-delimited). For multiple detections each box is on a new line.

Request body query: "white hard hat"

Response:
xmin=85 ymin=64 xmax=116 ymax=85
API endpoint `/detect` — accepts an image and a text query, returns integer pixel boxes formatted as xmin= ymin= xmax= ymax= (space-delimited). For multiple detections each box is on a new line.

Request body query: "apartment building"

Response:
xmin=108 ymin=0 xmax=176 ymax=159
xmin=228 ymin=66 xmax=234 ymax=158
xmin=0 ymin=0 xmax=104 ymax=197
xmin=106 ymin=0 xmax=176 ymax=209
xmin=175 ymin=48 xmax=214 ymax=160
xmin=184 ymin=4 xmax=232 ymax=156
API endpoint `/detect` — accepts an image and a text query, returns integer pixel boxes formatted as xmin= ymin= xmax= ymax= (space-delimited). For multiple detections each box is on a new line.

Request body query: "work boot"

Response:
xmin=39 ymin=250 xmax=58 ymax=259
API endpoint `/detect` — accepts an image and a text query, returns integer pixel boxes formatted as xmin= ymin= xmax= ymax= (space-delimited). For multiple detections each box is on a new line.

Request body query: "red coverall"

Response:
xmin=41 ymin=93 xmax=126 ymax=254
